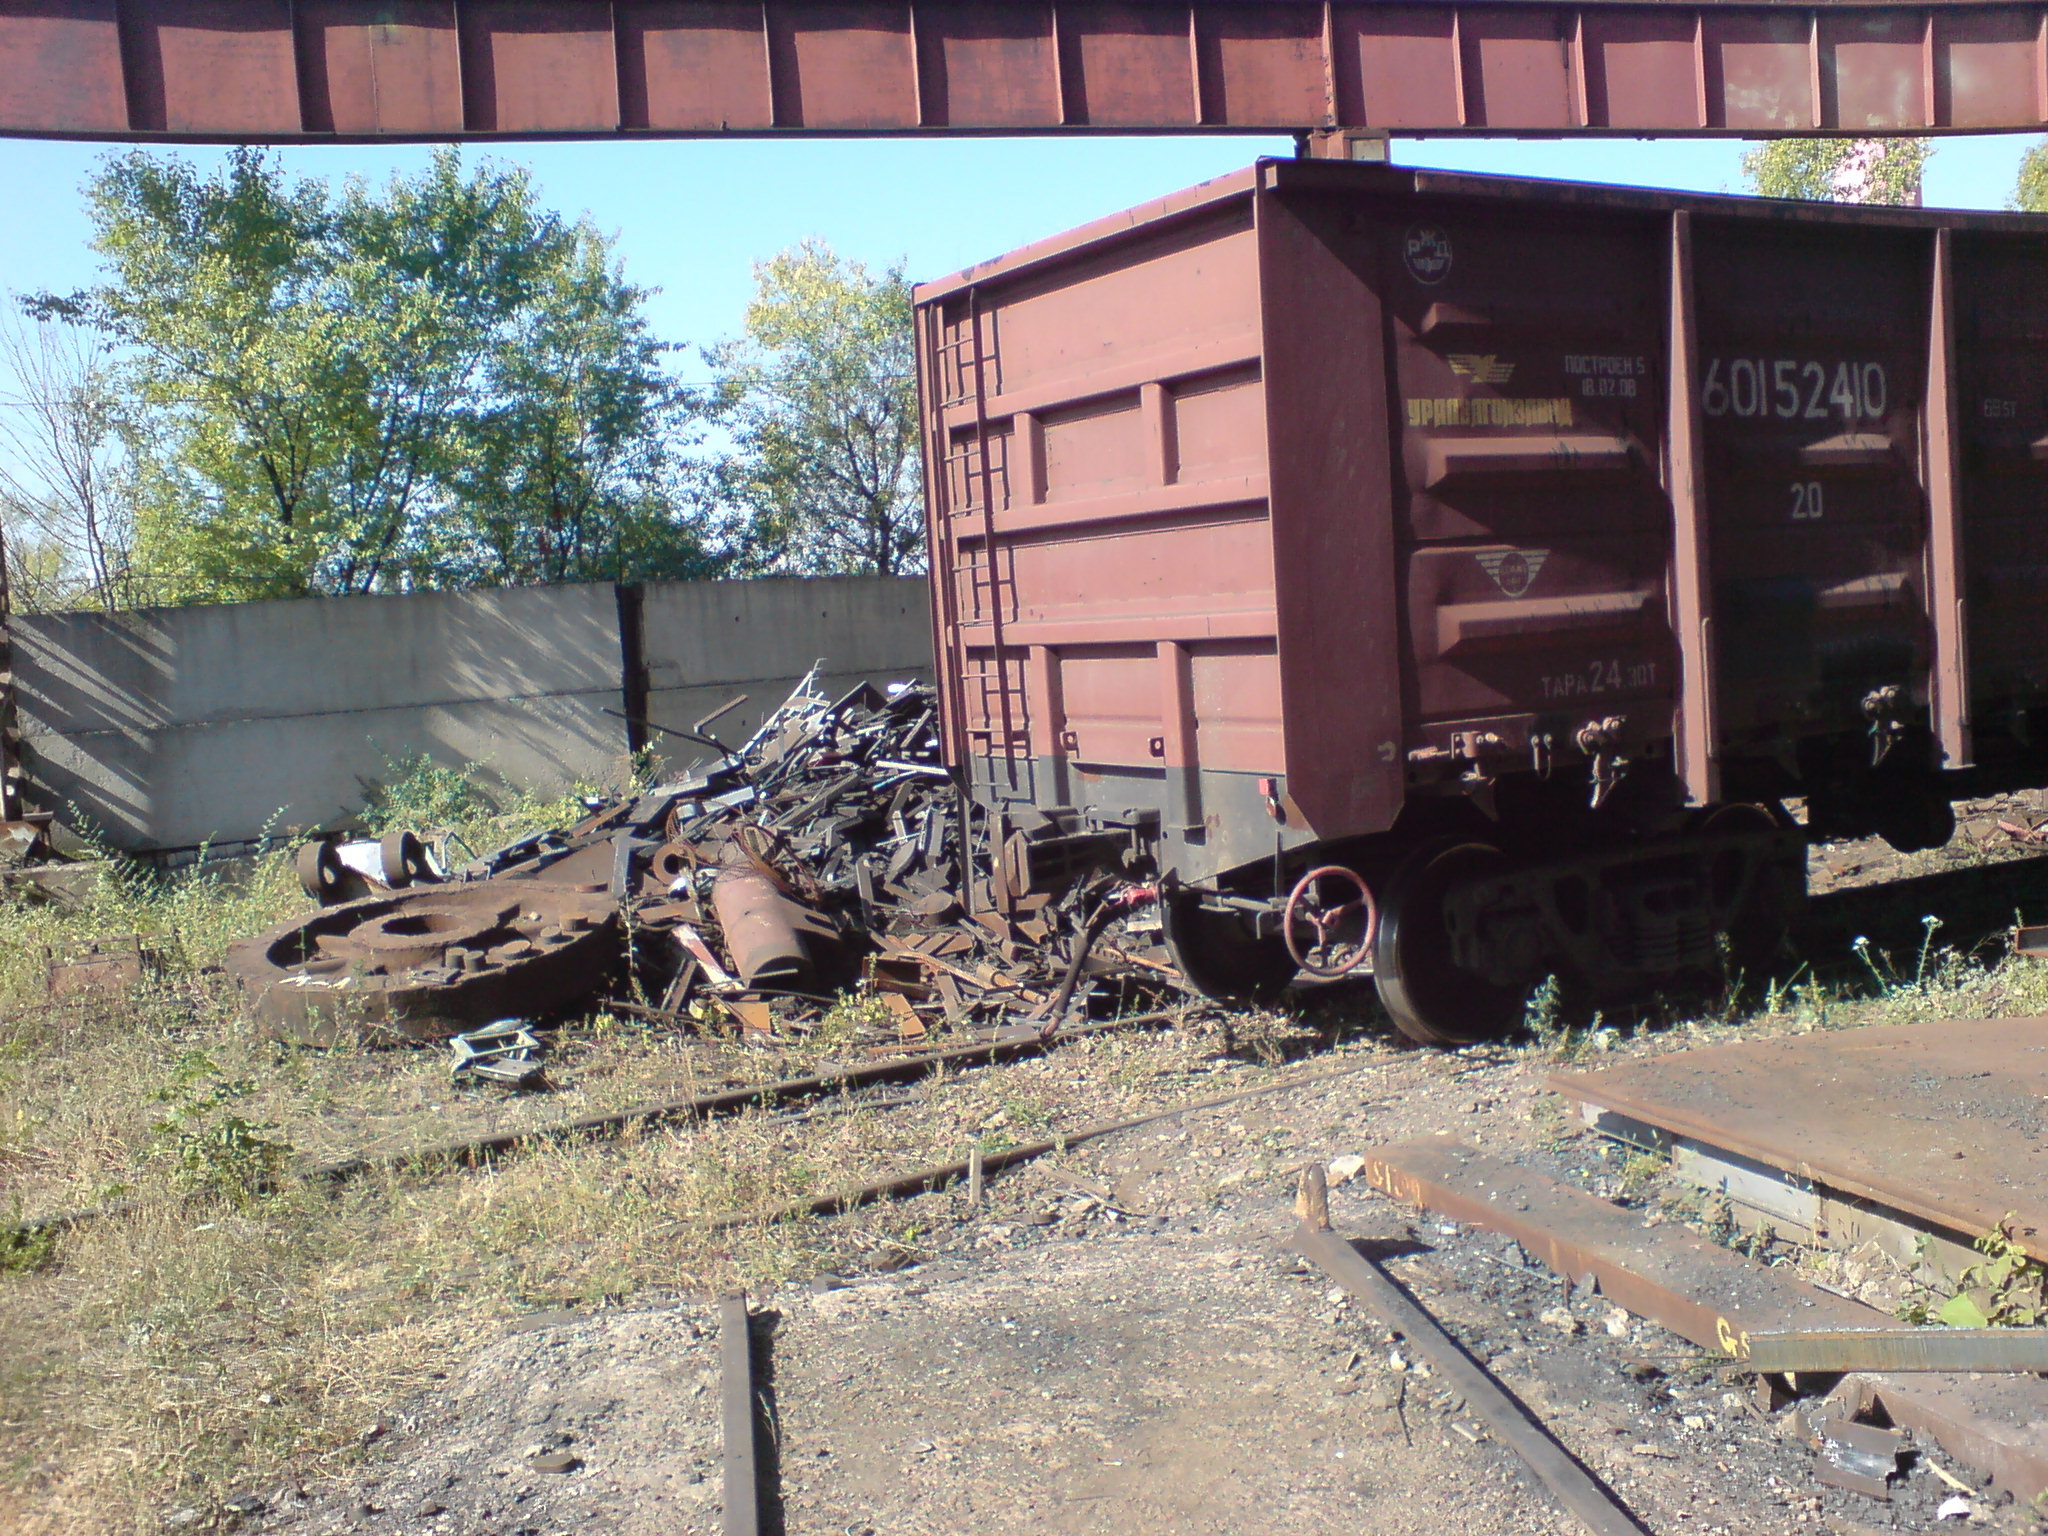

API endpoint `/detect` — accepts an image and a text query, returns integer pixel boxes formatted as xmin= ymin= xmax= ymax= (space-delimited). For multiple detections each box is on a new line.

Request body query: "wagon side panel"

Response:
xmin=919 ymin=192 xmax=1297 ymax=879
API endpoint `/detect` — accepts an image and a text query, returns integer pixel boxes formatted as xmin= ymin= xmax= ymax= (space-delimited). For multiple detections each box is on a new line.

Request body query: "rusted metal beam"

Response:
xmin=8 ymin=0 xmax=2048 ymax=143
xmin=1293 ymin=1169 xmax=1648 ymax=1536
xmin=1366 ymin=1137 xmax=1868 ymax=1358
xmin=1741 ymin=1327 xmax=2048 ymax=1375
xmin=1364 ymin=1136 xmax=2048 ymax=1505
xmin=719 ymin=1293 xmax=763 ymax=1536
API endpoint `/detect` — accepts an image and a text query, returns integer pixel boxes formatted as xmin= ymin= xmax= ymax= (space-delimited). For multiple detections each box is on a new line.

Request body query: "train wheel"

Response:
xmin=1372 ymin=841 xmax=1523 ymax=1046
xmin=1699 ymin=803 xmax=1789 ymax=976
xmin=1163 ymin=891 xmax=1300 ymax=1004
xmin=1872 ymin=778 xmax=1956 ymax=854
xmin=379 ymin=829 xmax=439 ymax=888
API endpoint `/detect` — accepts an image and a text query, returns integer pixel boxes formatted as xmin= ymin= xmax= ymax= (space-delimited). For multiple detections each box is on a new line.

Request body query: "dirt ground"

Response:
xmin=1807 ymin=790 xmax=2048 ymax=895
xmin=245 ymin=1033 xmax=2040 ymax=1536
xmin=15 ymin=813 xmax=2048 ymax=1535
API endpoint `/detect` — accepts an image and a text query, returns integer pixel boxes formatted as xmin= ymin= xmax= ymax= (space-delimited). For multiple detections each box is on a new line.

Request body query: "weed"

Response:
xmin=1523 ymin=976 xmax=1617 ymax=1061
xmin=1656 ymin=1182 xmax=1707 ymax=1225
xmin=0 ymin=1219 xmax=55 ymax=1274
xmin=815 ymin=992 xmax=894 ymax=1046
xmin=147 ymin=1051 xmax=294 ymax=1200
xmin=1730 ymin=1220 xmax=1776 ymax=1262
xmin=362 ymin=752 xmax=490 ymax=832
xmin=1523 ymin=975 xmax=1565 ymax=1052
xmin=1699 ymin=1190 xmax=1738 ymax=1246
xmin=1619 ymin=1151 xmax=1667 ymax=1198
xmin=1576 ymin=1014 xmax=1618 ymax=1057
xmin=1529 ymin=1093 xmax=1573 ymax=1150
xmin=1000 ymin=1092 xmax=1052 ymax=1132
xmin=628 ymin=745 xmax=665 ymax=791
xmin=1845 ymin=917 xmax=1986 ymax=1027
xmin=1761 ymin=964 xmax=1831 ymax=1027
xmin=1920 ymin=1214 xmax=2048 ymax=1328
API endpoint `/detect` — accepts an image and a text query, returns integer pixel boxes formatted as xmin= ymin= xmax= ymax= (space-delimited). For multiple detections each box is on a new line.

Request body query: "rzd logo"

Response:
xmin=1475 ymin=548 xmax=1548 ymax=598
xmin=1449 ymin=354 xmax=1515 ymax=384
xmin=1403 ymin=225 xmax=1453 ymax=286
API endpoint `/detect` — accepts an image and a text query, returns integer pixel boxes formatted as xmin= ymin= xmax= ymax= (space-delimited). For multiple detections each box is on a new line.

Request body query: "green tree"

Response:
xmin=1742 ymin=137 xmax=1930 ymax=205
xmin=31 ymin=148 xmax=707 ymax=603
xmin=707 ymin=240 xmax=924 ymax=577
xmin=444 ymin=225 xmax=720 ymax=587
xmin=2013 ymin=141 xmax=2048 ymax=210
xmin=0 ymin=519 xmax=73 ymax=614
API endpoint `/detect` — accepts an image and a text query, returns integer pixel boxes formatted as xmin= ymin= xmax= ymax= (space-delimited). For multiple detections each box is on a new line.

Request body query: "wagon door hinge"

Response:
xmin=1577 ymin=716 xmax=1630 ymax=809
xmin=1862 ymin=684 xmax=1906 ymax=768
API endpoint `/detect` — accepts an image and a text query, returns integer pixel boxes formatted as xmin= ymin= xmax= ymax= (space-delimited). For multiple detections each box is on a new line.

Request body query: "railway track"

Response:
xmin=15 ymin=843 xmax=2040 ymax=1245
xmin=7 ymin=1011 xmax=1181 ymax=1239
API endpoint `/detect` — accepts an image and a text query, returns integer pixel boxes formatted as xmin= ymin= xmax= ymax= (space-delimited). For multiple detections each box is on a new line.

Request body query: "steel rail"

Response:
xmin=8 ymin=1010 xmax=1177 ymax=1238
xmin=1292 ymin=1166 xmax=1648 ymax=1536
xmin=720 ymin=1293 xmax=763 ymax=1536
xmin=712 ymin=1057 xmax=1385 ymax=1229
xmin=1363 ymin=1136 xmax=2048 ymax=1505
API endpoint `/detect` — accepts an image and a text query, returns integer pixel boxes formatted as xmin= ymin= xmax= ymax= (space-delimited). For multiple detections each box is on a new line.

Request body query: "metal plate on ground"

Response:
xmin=1550 ymin=1017 xmax=2048 ymax=1261
xmin=1365 ymin=1136 xmax=1877 ymax=1354
xmin=1365 ymin=1137 xmax=2048 ymax=1505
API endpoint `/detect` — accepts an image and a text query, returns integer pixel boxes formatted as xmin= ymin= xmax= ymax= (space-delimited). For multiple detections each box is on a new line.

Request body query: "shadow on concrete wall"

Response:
xmin=14 ymin=575 xmax=932 ymax=853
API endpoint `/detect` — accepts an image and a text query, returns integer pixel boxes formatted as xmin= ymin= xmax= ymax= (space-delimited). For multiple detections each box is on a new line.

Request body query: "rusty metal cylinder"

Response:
xmin=710 ymin=869 xmax=820 ymax=989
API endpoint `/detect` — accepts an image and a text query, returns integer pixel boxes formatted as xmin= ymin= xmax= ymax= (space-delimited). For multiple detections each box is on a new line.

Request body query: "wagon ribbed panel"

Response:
xmin=918 ymin=158 xmax=2048 ymax=886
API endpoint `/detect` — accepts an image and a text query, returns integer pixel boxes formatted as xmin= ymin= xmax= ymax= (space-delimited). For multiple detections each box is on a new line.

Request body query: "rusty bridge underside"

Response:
xmin=8 ymin=0 xmax=2048 ymax=144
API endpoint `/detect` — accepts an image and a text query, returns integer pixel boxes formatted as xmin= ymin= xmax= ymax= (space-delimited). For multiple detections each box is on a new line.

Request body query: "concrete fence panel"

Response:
xmin=637 ymin=576 xmax=933 ymax=768
xmin=15 ymin=584 xmax=628 ymax=851
xmin=11 ymin=575 xmax=934 ymax=854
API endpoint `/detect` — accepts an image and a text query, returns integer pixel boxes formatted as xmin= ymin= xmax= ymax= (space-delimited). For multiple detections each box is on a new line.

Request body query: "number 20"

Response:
xmin=1789 ymin=480 xmax=1823 ymax=521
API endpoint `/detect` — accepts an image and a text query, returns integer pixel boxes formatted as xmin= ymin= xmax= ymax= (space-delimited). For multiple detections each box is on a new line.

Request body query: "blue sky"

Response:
xmin=0 ymin=131 xmax=2039 ymax=362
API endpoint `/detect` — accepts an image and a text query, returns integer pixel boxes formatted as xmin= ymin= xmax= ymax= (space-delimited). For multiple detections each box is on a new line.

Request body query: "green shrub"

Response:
xmin=363 ymin=752 xmax=491 ymax=832
xmin=148 ymin=1051 xmax=294 ymax=1199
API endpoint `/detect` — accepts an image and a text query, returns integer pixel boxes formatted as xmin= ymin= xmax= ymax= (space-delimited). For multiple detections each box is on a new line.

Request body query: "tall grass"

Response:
xmin=0 ymin=759 xmax=1314 ymax=1532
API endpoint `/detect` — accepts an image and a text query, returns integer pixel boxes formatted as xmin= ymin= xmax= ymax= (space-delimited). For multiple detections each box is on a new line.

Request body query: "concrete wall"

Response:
xmin=638 ymin=576 xmax=935 ymax=768
xmin=15 ymin=584 xmax=629 ymax=851
xmin=13 ymin=575 xmax=932 ymax=853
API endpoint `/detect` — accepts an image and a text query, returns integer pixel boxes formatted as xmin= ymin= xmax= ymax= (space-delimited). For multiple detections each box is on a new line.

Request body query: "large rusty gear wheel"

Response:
xmin=228 ymin=882 xmax=618 ymax=1045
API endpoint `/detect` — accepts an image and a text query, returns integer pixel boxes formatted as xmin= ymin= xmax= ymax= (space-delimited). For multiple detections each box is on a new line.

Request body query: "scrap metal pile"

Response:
xmin=229 ymin=672 xmax=1185 ymax=1051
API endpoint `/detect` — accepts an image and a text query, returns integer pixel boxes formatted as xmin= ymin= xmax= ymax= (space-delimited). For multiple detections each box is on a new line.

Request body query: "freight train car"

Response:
xmin=913 ymin=159 xmax=2048 ymax=1045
